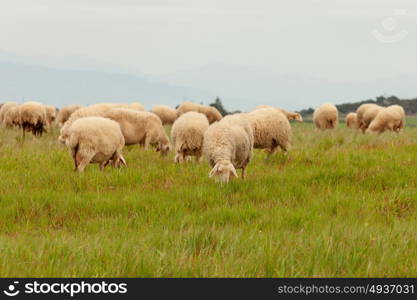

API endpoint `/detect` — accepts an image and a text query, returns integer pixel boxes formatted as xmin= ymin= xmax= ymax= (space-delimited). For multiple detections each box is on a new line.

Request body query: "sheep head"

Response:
xmin=209 ymin=161 xmax=238 ymax=184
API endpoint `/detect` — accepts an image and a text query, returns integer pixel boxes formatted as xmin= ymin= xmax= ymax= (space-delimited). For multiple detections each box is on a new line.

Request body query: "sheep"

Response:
xmin=255 ymin=105 xmax=303 ymax=122
xmin=59 ymin=107 xmax=172 ymax=156
xmin=313 ymin=103 xmax=339 ymax=130
xmin=45 ymin=105 xmax=57 ymax=127
xmin=152 ymin=105 xmax=177 ymax=125
xmin=244 ymin=108 xmax=291 ymax=155
xmin=56 ymin=105 xmax=83 ymax=127
xmin=221 ymin=113 xmax=254 ymax=149
xmin=345 ymin=112 xmax=358 ymax=129
xmin=3 ymin=105 xmax=21 ymax=128
xmin=19 ymin=101 xmax=47 ymax=136
xmin=367 ymin=105 xmax=406 ymax=134
xmin=356 ymin=103 xmax=383 ymax=133
xmin=171 ymin=112 xmax=209 ymax=163
xmin=202 ymin=120 xmax=253 ymax=183
xmin=65 ymin=116 xmax=126 ymax=172
xmin=176 ymin=101 xmax=222 ymax=124
xmin=0 ymin=102 xmax=18 ymax=124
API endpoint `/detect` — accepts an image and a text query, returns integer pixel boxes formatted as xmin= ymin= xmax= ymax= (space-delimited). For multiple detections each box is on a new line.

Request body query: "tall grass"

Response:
xmin=0 ymin=121 xmax=416 ymax=277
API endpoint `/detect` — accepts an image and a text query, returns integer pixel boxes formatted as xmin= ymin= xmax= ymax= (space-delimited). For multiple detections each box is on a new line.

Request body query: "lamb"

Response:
xmin=313 ymin=103 xmax=339 ymax=130
xmin=171 ymin=112 xmax=209 ymax=163
xmin=356 ymin=103 xmax=383 ymax=133
xmin=177 ymin=101 xmax=222 ymax=124
xmin=3 ymin=105 xmax=21 ymax=128
xmin=345 ymin=112 xmax=358 ymax=129
xmin=244 ymin=108 xmax=291 ymax=155
xmin=366 ymin=105 xmax=406 ymax=134
xmin=0 ymin=102 xmax=18 ymax=124
xmin=45 ymin=105 xmax=57 ymax=127
xmin=152 ymin=105 xmax=177 ymax=125
xmin=65 ymin=116 xmax=126 ymax=172
xmin=56 ymin=105 xmax=83 ymax=127
xmin=255 ymin=105 xmax=303 ymax=122
xmin=19 ymin=101 xmax=47 ymax=136
xmin=202 ymin=120 xmax=253 ymax=183
xmin=60 ymin=107 xmax=172 ymax=156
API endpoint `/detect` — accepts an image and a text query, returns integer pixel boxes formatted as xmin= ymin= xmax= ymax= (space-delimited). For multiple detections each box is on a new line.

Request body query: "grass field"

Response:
xmin=0 ymin=118 xmax=416 ymax=277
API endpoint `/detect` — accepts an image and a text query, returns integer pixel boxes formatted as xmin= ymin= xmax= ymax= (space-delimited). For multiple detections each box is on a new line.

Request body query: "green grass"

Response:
xmin=0 ymin=121 xmax=416 ymax=277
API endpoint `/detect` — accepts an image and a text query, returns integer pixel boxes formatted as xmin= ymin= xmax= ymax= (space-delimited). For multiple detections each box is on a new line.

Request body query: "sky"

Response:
xmin=1 ymin=0 xmax=416 ymax=82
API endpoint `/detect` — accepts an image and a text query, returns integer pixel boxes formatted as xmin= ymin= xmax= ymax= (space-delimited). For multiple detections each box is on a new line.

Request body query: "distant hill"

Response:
xmin=0 ymin=61 xmax=211 ymax=109
xmin=299 ymin=95 xmax=417 ymax=116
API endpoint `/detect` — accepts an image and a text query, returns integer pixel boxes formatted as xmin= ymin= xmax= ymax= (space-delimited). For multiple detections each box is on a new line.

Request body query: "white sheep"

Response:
xmin=45 ymin=105 xmax=57 ymax=127
xmin=356 ymin=103 xmax=383 ymax=133
xmin=203 ymin=120 xmax=253 ymax=183
xmin=171 ymin=112 xmax=209 ymax=163
xmin=0 ymin=102 xmax=18 ymax=125
xmin=57 ymin=105 xmax=83 ymax=127
xmin=19 ymin=101 xmax=47 ymax=136
xmin=244 ymin=108 xmax=291 ymax=155
xmin=152 ymin=105 xmax=177 ymax=125
xmin=60 ymin=107 xmax=172 ymax=156
xmin=345 ymin=112 xmax=358 ymax=129
xmin=177 ymin=101 xmax=222 ymax=124
xmin=313 ymin=103 xmax=339 ymax=130
xmin=89 ymin=102 xmax=145 ymax=111
xmin=367 ymin=105 xmax=406 ymax=134
xmin=65 ymin=116 xmax=126 ymax=172
xmin=3 ymin=105 xmax=21 ymax=128
xmin=255 ymin=105 xmax=303 ymax=122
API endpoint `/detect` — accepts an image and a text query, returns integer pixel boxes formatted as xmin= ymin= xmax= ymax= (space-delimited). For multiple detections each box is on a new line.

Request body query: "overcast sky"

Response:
xmin=0 ymin=0 xmax=416 ymax=81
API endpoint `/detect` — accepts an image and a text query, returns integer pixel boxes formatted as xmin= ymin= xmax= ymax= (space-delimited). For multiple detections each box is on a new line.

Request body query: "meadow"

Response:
xmin=0 ymin=118 xmax=416 ymax=277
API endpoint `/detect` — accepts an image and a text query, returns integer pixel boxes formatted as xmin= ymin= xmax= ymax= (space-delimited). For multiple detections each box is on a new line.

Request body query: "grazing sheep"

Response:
xmin=152 ymin=105 xmax=177 ymax=125
xmin=221 ymin=113 xmax=254 ymax=149
xmin=356 ymin=103 xmax=383 ymax=133
xmin=177 ymin=101 xmax=222 ymax=124
xmin=56 ymin=105 xmax=83 ymax=127
xmin=3 ymin=105 xmax=21 ymax=128
xmin=0 ymin=102 xmax=18 ymax=124
xmin=255 ymin=105 xmax=303 ymax=122
xmin=367 ymin=105 xmax=406 ymax=134
xmin=244 ymin=108 xmax=291 ymax=155
xmin=313 ymin=103 xmax=339 ymax=130
xmin=65 ymin=116 xmax=126 ymax=172
xmin=203 ymin=121 xmax=253 ymax=183
xmin=171 ymin=112 xmax=209 ymax=163
xmin=345 ymin=112 xmax=358 ymax=129
xmin=60 ymin=107 xmax=172 ymax=156
xmin=45 ymin=105 xmax=57 ymax=127
xmin=19 ymin=101 xmax=47 ymax=136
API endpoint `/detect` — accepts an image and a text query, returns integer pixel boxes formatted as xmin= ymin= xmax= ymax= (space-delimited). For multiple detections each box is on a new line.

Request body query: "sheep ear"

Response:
xmin=229 ymin=164 xmax=238 ymax=178
xmin=209 ymin=163 xmax=220 ymax=178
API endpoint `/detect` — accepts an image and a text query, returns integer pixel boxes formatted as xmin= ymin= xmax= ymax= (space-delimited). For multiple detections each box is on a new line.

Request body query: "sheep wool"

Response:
xmin=176 ymin=101 xmax=222 ymax=124
xmin=152 ymin=105 xmax=177 ymax=125
xmin=367 ymin=105 xmax=406 ymax=134
xmin=19 ymin=101 xmax=47 ymax=136
xmin=3 ymin=105 xmax=21 ymax=128
xmin=203 ymin=121 xmax=253 ymax=183
xmin=57 ymin=105 xmax=82 ymax=127
xmin=171 ymin=112 xmax=209 ymax=163
xmin=65 ymin=116 xmax=126 ymax=172
xmin=345 ymin=112 xmax=358 ymax=129
xmin=45 ymin=105 xmax=57 ymax=127
xmin=313 ymin=103 xmax=339 ymax=130
xmin=255 ymin=105 xmax=303 ymax=122
xmin=0 ymin=102 xmax=18 ymax=124
xmin=244 ymin=108 xmax=291 ymax=154
xmin=356 ymin=103 xmax=383 ymax=133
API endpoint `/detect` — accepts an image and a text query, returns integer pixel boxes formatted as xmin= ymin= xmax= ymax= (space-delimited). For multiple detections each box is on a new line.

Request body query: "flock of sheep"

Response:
xmin=0 ymin=100 xmax=406 ymax=183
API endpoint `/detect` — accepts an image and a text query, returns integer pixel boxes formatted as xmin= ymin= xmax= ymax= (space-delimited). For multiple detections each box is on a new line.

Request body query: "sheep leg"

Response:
xmin=76 ymin=152 xmax=94 ymax=172
xmin=241 ymin=167 xmax=246 ymax=179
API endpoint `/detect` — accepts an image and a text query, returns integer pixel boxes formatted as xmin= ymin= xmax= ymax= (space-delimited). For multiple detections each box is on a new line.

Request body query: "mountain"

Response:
xmin=0 ymin=61 xmax=212 ymax=109
xmin=156 ymin=64 xmax=417 ymax=111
